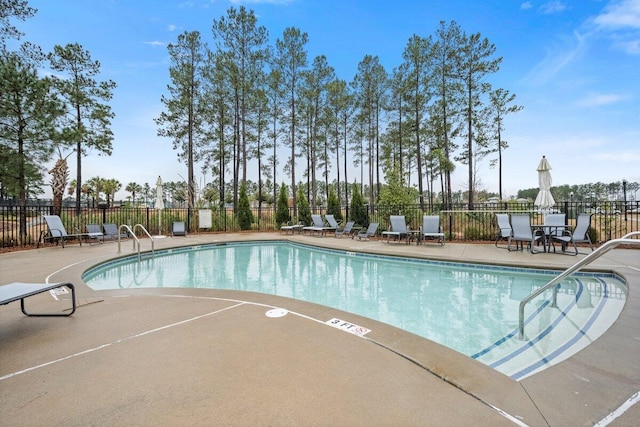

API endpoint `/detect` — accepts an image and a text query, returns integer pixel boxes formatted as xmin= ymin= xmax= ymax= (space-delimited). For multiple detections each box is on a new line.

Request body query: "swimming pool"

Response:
xmin=83 ymin=241 xmax=627 ymax=380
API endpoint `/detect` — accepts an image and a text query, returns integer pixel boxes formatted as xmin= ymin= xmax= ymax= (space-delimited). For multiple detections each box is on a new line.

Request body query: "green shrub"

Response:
xmin=349 ymin=183 xmax=368 ymax=227
xmin=237 ymin=182 xmax=254 ymax=230
xmin=297 ymin=187 xmax=312 ymax=226
xmin=275 ymin=183 xmax=290 ymax=228
xmin=377 ymin=167 xmax=418 ymax=229
xmin=326 ymin=187 xmax=342 ymax=222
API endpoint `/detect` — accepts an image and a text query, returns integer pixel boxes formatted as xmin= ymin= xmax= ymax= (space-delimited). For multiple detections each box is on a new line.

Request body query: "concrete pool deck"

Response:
xmin=1 ymin=232 xmax=639 ymax=426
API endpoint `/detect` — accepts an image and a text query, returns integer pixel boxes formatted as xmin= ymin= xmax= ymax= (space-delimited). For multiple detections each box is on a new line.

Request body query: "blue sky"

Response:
xmin=12 ymin=0 xmax=640 ymax=200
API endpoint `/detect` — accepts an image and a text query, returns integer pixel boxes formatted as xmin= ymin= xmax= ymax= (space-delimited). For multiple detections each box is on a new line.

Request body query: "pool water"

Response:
xmin=83 ymin=241 xmax=626 ymax=380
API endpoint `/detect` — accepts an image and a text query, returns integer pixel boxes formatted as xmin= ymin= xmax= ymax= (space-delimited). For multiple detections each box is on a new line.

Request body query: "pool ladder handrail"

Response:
xmin=117 ymin=224 xmax=155 ymax=262
xmin=518 ymin=231 xmax=640 ymax=340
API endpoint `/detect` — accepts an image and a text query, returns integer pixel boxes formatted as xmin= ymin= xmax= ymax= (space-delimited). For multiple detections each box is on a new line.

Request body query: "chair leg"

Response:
xmin=570 ymin=240 xmax=578 ymax=255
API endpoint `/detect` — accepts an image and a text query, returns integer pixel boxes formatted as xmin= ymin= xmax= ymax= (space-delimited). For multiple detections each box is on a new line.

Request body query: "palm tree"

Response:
xmin=86 ymin=176 xmax=105 ymax=205
xmin=102 ymin=178 xmax=122 ymax=206
xmin=125 ymin=182 xmax=142 ymax=206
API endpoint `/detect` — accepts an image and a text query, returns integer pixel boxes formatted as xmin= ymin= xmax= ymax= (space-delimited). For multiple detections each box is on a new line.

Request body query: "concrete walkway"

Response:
xmin=1 ymin=233 xmax=639 ymax=426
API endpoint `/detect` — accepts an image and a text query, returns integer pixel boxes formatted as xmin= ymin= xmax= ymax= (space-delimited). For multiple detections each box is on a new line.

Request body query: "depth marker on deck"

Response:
xmin=326 ymin=318 xmax=371 ymax=336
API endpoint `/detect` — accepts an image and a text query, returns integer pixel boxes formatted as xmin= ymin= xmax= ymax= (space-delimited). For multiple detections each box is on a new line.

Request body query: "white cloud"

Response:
xmin=575 ymin=92 xmax=626 ymax=107
xmin=521 ymin=2 xmax=533 ymax=10
xmin=540 ymin=1 xmax=568 ymax=14
xmin=523 ymin=30 xmax=587 ymax=85
xmin=143 ymin=41 xmax=165 ymax=47
xmin=587 ymin=0 xmax=640 ymax=54
xmin=596 ymin=150 xmax=640 ymax=162
xmin=167 ymin=24 xmax=178 ymax=32
xmin=613 ymin=38 xmax=640 ymax=53
xmin=594 ymin=0 xmax=640 ymax=29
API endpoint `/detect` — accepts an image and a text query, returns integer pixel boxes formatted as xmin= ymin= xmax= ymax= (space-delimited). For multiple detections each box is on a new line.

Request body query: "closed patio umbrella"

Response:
xmin=534 ymin=156 xmax=555 ymax=210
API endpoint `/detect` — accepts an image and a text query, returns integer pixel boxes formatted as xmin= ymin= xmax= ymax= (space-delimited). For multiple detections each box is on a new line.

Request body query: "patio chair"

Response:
xmin=549 ymin=213 xmax=594 ymax=255
xmin=508 ymin=214 xmax=544 ymax=253
xmin=543 ymin=213 xmax=566 ymax=238
xmin=495 ymin=213 xmax=512 ymax=248
xmin=302 ymin=214 xmax=336 ymax=236
xmin=85 ymin=224 xmax=105 ymax=244
xmin=172 ymin=221 xmax=187 ymax=237
xmin=103 ymin=223 xmax=128 ymax=240
xmin=420 ymin=215 xmax=445 ymax=246
xmin=335 ymin=221 xmax=355 ymax=238
xmin=381 ymin=215 xmax=410 ymax=243
xmin=37 ymin=215 xmax=86 ymax=248
xmin=354 ymin=223 xmax=378 ymax=240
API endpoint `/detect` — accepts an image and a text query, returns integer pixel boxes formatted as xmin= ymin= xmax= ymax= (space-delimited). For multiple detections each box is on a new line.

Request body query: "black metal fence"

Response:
xmin=2 ymin=200 xmax=639 ymax=248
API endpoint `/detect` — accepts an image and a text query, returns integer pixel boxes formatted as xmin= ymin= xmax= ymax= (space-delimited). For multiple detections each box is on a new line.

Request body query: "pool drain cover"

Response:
xmin=266 ymin=308 xmax=288 ymax=318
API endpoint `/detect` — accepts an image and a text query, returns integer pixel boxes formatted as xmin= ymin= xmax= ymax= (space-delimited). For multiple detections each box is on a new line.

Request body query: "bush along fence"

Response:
xmin=1 ymin=200 xmax=638 ymax=248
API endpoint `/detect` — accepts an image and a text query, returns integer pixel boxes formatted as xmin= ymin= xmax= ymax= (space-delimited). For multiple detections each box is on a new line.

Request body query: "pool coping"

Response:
xmin=1 ymin=232 xmax=639 ymax=426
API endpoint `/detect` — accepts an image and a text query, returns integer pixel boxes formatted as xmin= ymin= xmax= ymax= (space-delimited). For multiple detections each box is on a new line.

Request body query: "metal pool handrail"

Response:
xmin=518 ymin=231 xmax=640 ymax=340
xmin=117 ymin=224 xmax=155 ymax=262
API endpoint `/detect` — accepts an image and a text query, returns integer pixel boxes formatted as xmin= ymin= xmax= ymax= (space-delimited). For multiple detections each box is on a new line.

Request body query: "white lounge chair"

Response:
xmin=302 ymin=215 xmax=336 ymax=236
xmin=0 ymin=282 xmax=76 ymax=316
xmin=103 ymin=223 xmax=128 ymax=240
xmin=325 ymin=214 xmax=340 ymax=229
xmin=85 ymin=224 xmax=105 ymax=244
xmin=37 ymin=215 xmax=86 ymax=248
xmin=355 ymin=223 xmax=378 ymax=240
xmin=420 ymin=215 xmax=445 ymax=246
xmin=335 ymin=221 xmax=355 ymax=238
xmin=382 ymin=215 xmax=411 ymax=243
xmin=280 ymin=221 xmax=303 ymax=235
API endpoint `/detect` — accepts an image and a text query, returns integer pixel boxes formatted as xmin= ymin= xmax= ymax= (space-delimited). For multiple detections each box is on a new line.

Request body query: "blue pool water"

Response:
xmin=83 ymin=241 xmax=626 ymax=379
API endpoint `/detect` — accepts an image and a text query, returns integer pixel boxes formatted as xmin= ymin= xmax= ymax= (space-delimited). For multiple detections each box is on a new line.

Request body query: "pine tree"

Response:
xmin=349 ymin=183 xmax=368 ymax=227
xmin=155 ymin=31 xmax=205 ymax=212
xmin=48 ymin=43 xmax=116 ymax=215
xmin=296 ymin=186 xmax=311 ymax=226
xmin=275 ymin=183 xmax=290 ymax=227
xmin=0 ymin=47 xmax=62 ymax=243
xmin=237 ymin=181 xmax=253 ymax=230
xmin=326 ymin=187 xmax=342 ymax=222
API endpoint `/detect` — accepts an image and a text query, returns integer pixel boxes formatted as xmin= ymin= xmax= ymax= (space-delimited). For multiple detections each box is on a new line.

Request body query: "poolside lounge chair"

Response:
xmin=103 ymin=223 xmax=128 ymax=240
xmin=355 ymin=223 xmax=378 ymax=240
xmin=172 ymin=221 xmax=187 ymax=237
xmin=325 ymin=214 xmax=340 ymax=229
xmin=381 ymin=215 xmax=411 ymax=244
xmin=495 ymin=213 xmax=512 ymax=248
xmin=335 ymin=221 xmax=355 ymax=238
xmin=549 ymin=213 xmax=594 ymax=255
xmin=37 ymin=215 xmax=86 ymax=248
xmin=420 ymin=215 xmax=445 ymax=246
xmin=85 ymin=224 xmax=105 ymax=244
xmin=280 ymin=221 xmax=303 ymax=235
xmin=508 ymin=214 xmax=543 ymax=253
xmin=302 ymin=214 xmax=336 ymax=236
xmin=0 ymin=282 xmax=76 ymax=316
